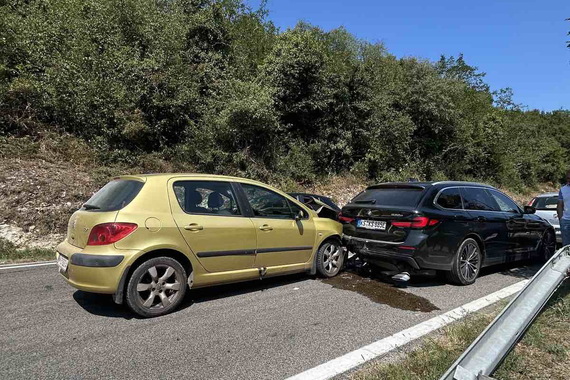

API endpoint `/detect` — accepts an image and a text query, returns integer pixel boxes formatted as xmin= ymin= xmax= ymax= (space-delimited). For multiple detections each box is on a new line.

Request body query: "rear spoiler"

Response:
xmin=367 ymin=184 xmax=426 ymax=190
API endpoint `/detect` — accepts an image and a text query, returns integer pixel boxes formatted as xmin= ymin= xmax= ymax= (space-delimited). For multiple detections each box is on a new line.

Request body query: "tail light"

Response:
xmin=527 ymin=198 xmax=535 ymax=206
xmin=391 ymin=216 xmax=439 ymax=229
xmin=338 ymin=212 xmax=355 ymax=223
xmin=87 ymin=223 xmax=138 ymax=246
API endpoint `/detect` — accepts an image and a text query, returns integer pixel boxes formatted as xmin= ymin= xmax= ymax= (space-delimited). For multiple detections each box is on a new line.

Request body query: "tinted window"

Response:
xmin=532 ymin=196 xmax=559 ymax=210
xmin=436 ymin=188 xmax=463 ymax=209
xmin=83 ymin=179 xmax=144 ymax=212
xmin=173 ymin=181 xmax=240 ymax=216
xmin=242 ymin=184 xmax=303 ymax=219
xmin=351 ymin=188 xmax=425 ymax=207
xmin=461 ymin=188 xmax=500 ymax=211
xmin=490 ymin=190 xmax=521 ymax=213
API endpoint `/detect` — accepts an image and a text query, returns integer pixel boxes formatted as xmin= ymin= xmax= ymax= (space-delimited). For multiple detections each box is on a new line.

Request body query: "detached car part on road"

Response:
xmin=341 ymin=182 xmax=556 ymax=285
xmin=57 ymin=174 xmax=344 ymax=317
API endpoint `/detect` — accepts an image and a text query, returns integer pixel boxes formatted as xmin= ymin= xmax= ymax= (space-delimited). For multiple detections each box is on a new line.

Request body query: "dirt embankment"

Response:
xmin=0 ymin=145 xmax=559 ymax=249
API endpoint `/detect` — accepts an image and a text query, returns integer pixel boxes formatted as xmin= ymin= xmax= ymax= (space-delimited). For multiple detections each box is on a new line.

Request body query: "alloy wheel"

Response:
xmin=135 ymin=265 xmax=183 ymax=309
xmin=323 ymin=242 xmax=341 ymax=275
xmin=459 ymin=241 xmax=480 ymax=282
xmin=542 ymin=232 xmax=556 ymax=260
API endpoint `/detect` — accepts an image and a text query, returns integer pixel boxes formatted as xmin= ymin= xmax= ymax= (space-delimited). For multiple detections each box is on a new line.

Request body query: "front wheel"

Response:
xmin=316 ymin=240 xmax=344 ymax=277
xmin=446 ymin=238 xmax=482 ymax=285
xmin=125 ymin=257 xmax=188 ymax=318
xmin=538 ymin=230 xmax=556 ymax=262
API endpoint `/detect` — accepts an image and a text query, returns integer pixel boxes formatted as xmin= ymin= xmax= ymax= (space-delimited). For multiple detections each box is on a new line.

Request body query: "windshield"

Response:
xmin=351 ymin=188 xmax=425 ymax=207
xmin=532 ymin=196 xmax=559 ymax=210
xmin=83 ymin=179 xmax=144 ymax=212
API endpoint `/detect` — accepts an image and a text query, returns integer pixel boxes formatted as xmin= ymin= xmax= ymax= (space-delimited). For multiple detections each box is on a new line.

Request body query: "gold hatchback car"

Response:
xmin=57 ymin=174 xmax=344 ymax=317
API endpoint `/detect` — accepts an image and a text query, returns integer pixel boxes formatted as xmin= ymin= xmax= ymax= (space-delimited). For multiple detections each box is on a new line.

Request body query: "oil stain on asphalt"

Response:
xmin=321 ymin=271 xmax=439 ymax=312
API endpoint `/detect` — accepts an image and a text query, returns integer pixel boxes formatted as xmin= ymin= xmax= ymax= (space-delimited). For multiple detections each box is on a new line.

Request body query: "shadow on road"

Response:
xmin=73 ymin=273 xmax=310 ymax=319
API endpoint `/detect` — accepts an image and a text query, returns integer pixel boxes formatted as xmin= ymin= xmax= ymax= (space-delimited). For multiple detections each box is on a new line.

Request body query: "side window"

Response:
xmin=173 ymin=181 xmax=241 ymax=216
xmin=289 ymin=200 xmax=309 ymax=219
xmin=461 ymin=188 xmax=500 ymax=211
xmin=436 ymin=188 xmax=463 ymax=209
xmin=241 ymin=184 xmax=300 ymax=219
xmin=490 ymin=190 xmax=521 ymax=213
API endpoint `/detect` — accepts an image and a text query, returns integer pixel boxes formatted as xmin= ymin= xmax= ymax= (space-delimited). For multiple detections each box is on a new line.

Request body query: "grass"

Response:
xmin=0 ymin=238 xmax=55 ymax=264
xmin=350 ymin=280 xmax=570 ymax=380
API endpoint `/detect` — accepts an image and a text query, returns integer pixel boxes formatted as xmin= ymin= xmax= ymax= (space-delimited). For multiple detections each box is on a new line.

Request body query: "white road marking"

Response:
xmin=0 ymin=261 xmax=57 ymax=271
xmin=285 ymin=280 xmax=529 ymax=380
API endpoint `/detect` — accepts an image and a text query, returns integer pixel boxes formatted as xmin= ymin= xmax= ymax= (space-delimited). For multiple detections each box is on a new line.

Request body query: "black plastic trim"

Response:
xmin=197 ymin=246 xmax=313 ymax=258
xmin=256 ymin=246 xmax=313 ymax=254
xmin=70 ymin=253 xmax=124 ymax=267
xmin=113 ymin=265 xmax=131 ymax=305
xmin=197 ymin=249 xmax=256 ymax=258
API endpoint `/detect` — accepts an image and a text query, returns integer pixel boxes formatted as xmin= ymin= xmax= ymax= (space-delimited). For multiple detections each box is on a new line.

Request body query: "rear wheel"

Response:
xmin=447 ymin=238 xmax=481 ymax=285
xmin=125 ymin=257 xmax=187 ymax=318
xmin=538 ymin=230 xmax=556 ymax=262
xmin=316 ymin=239 xmax=344 ymax=277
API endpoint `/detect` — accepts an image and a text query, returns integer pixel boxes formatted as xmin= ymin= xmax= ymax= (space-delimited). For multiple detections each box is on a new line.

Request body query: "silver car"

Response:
xmin=529 ymin=192 xmax=561 ymax=244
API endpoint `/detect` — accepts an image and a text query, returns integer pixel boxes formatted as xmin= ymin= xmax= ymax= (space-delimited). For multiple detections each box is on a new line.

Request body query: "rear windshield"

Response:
xmin=351 ymin=188 xmax=425 ymax=207
xmin=532 ymin=196 xmax=559 ymax=210
xmin=83 ymin=179 xmax=144 ymax=212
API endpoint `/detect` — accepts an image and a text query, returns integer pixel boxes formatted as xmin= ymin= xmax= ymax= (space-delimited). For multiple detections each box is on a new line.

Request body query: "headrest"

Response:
xmin=208 ymin=192 xmax=224 ymax=209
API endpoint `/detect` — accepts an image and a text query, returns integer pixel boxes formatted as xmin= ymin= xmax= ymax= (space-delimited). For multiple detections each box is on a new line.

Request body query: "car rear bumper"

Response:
xmin=343 ymin=234 xmax=452 ymax=271
xmin=56 ymin=240 xmax=137 ymax=294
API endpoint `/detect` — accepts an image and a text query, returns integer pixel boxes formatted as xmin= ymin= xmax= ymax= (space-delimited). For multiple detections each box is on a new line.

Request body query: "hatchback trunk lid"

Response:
xmin=66 ymin=178 xmax=145 ymax=249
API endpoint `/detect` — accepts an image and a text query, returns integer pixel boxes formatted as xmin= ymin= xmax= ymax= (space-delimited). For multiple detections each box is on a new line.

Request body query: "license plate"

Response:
xmin=357 ymin=219 xmax=387 ymax=230
xmin=57 ymin=253 xmax=69 ymax=272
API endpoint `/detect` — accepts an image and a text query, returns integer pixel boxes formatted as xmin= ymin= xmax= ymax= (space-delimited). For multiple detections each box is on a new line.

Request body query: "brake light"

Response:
xmin=391 ymin=217 xmax=439 ymax=228
xmin=338 ymin=213 xmax=355 ymax=223
xmin=527 ymin=198 xmax=535 ymax=206
xmin=87 ymin=223 xmax=138 ymax=245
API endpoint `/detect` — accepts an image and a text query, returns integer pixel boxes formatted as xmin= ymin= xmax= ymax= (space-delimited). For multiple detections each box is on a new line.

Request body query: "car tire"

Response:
xmin=446 ymin=238 xmax=482 ymax=286
xmin=316 ymin=239 xmax=344 ymax=278
xmin=538 ymin=230 xmax=556 ymax=262
xmin=125 ymin=256 xmax=188 ymax=318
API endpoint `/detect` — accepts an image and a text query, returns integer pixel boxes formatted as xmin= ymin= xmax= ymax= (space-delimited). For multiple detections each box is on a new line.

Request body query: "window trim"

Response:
xmin=171 ymin=180 xmax=246 ymax=218
xmin=459 ymin=186 xmax=503 ymax=213
xmin=433 ymin=186 xmax=465 ymax=211
xmin=488 ymin=189 xmax=523 ymax=214
xmin=237 ymin=183 xmax=310 ymax=220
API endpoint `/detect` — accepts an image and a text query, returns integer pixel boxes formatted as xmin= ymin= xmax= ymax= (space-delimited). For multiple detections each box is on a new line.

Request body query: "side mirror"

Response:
xmin=523 ymin=205 xmax=536 ymax=214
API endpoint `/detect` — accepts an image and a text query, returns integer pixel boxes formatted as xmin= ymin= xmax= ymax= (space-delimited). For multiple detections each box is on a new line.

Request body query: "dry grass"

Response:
xmin=350 ymin=281 xmax=570 ymax=380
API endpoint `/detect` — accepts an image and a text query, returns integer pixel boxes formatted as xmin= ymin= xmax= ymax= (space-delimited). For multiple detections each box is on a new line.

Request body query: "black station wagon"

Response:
xmin=340 ymin=182 xmax=556 ymax=285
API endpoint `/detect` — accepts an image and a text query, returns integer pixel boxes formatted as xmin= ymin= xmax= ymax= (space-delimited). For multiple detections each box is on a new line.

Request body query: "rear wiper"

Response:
xmin=83 ymin=203 xmax=101 ymax=210
xmin=355 ymin=199 xmax=376 ymax=204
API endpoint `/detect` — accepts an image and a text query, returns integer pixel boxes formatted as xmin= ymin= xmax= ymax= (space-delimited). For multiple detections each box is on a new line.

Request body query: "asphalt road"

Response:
xmin=0 ymin=261 xmax=538 ymax=379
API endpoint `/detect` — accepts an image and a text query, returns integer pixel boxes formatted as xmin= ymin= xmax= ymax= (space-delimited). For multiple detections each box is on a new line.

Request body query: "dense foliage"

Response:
xmin=1 ymin=0 xmax=569 ymax=187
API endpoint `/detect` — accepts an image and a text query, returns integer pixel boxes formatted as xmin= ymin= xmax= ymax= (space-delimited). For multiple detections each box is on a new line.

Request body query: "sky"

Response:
xmin=248 ymin=0 xmax=570 ymax=111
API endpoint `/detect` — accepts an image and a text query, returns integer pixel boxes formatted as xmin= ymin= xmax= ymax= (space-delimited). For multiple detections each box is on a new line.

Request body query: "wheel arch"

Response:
xmin=310 ymin=234 xmax=343 ymax=275
xmin=462 ymin=233 xmax=486 ymax=264
xmin=114 ymin=248 xmax=193 ymax=305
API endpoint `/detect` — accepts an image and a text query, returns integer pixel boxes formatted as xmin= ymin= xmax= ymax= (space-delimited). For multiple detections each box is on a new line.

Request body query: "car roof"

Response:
xmin=535 ymin=192 xmax=558 ymax=197
xmin=367 ymin=181 xmax=495 ymax=190
xmin=116 ymin=173 xmax=272 ymax=187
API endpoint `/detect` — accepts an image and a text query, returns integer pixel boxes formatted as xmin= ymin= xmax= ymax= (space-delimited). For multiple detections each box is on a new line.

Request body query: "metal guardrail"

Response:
xmin=440 ymin=245 xmax=570 ymax=380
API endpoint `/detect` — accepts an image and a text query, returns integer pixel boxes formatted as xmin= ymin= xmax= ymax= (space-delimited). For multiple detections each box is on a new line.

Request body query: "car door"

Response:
xmin=488 ymin=189 xmax=529 ymax=257
xmin=168 ymin=179 xmax=256 ymax=273
xmin=239 ymin=183 xmax=316 ymax=268
xmin=460 ymin=187 xmax=510 ymax=264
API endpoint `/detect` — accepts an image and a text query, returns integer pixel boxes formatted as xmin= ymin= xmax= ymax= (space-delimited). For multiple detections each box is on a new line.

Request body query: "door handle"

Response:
xmin=184 ymin=223 xmax=203 ymax=231
xmin=259 ymin=224 xmax=273 ymax=231
xmin=476 ymin=216 xmax=486 ymax=222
